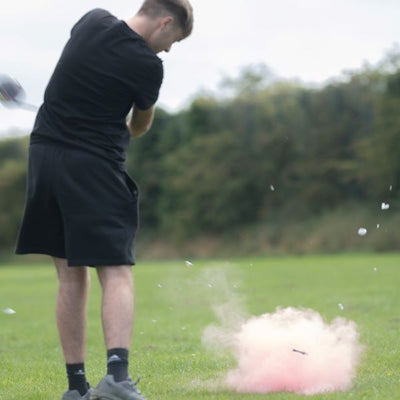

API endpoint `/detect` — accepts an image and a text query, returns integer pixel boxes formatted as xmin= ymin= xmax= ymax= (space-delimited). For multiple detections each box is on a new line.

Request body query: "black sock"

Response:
xmin=66 ymin=363 xmax=88 ymax=396
xmin=107 ymin=348 xmax=129 ymax=382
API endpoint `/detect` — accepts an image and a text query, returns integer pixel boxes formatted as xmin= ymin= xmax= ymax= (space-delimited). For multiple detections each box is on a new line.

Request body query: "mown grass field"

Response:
xmin=0 ymin=253 xmax=399 ymax=400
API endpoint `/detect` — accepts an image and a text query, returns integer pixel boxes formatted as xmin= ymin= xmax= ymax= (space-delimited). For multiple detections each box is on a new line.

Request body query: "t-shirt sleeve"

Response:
xmin=133 ymin=59 xmax=164 ymax=110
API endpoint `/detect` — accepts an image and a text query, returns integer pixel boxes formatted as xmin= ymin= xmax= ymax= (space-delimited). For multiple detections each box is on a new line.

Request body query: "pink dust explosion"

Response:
xmin=203 ymin=307 xmax=363 ymax=395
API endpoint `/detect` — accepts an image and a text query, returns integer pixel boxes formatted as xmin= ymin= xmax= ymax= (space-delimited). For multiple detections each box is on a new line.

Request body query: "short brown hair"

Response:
xmin=138 ymin=0 xmax=193 ymax=38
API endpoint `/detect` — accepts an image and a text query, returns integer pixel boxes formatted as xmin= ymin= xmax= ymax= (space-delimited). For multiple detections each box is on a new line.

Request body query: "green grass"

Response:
xmin=0 ymin=253 xmax=399 ymax=399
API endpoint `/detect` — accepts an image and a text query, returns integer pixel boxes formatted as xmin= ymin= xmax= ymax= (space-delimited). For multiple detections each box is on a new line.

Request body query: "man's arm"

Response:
xmin=127 ymin=105 xmax=156 ymax=137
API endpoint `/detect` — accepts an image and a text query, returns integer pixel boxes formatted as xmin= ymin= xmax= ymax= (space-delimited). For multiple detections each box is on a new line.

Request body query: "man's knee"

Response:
xmin=96 ymin=266 xmax=133 ymax=290
xmin=54 ymin=257 xmax=90 ymax=287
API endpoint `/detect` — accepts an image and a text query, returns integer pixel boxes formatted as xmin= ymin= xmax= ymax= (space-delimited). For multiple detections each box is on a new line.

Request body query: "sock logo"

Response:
xmin=108 ymin=355 xmax=122 ymax=363
xmin=75 ymin=369 xmax=85 ymax=376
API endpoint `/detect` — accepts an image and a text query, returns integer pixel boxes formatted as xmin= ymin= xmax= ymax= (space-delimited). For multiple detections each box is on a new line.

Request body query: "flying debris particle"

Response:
xmin=152 ymin=319 xmax=157 ymax=324
xmin=185 ymin=260 xmax=193 ymax=267
xmin=381 ymin=202 xmax=390 ymax=210
xmin=207 ymin=283 xmax=213 ymax=288
xmin=3 ymin=308 xmax=16 ymax=315
xmin=373 ymin=267 xmax=378 ymax=272
xmin=293 ymin=349 xmax=308 ymax=356
xmin=338 ymin=303 xmax=344 ymax=311
xmin=270 ymin=185 xmax=275 ymax=192
xmin=357 ymin=228 xmax=367 ymax=236
xmin=157 ymin=284 xmax=163 ymax=288
xmin=377 ymin=224 xmax=380 ymax=229
xmin=389 ymin=185 xmax=393 ymax=192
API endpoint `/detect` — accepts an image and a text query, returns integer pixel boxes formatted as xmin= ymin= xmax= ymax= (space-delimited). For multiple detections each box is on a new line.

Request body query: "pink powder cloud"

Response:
xmin=203 ymin=307 xmax=363 ymax=395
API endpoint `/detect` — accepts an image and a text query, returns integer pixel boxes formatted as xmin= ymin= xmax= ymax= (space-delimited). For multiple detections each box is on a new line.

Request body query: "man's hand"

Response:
xmin=127 ymin=105 xmax=156 ymax=137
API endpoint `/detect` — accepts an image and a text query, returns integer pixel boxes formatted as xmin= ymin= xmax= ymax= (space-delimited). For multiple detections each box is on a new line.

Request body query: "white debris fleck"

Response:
xmin=381 ymin=202 xmax=390 ymax=210
xmin=3 ymin=308 xmax=16 ymax=315
xmin=152 ymin=319 xmax=157 ymax=324
xmin=373 ymin=267 xmax=378 ymax=272
xmin=185 ymin=260 xmax=193 ymax=267
xmin=358 ymin=228 xmax=367 ymax=236
xmin=270 ymin=185 xmax=275 ymax=192
xmin=377 ymin=224 xmax=380 ymax=229
xmin=338 ymin=303 xmax=344 ymax=311
xmin=207 ymin=283 xmax=213 ymax=288
xmin=157 ymin=283 xmax=163 ymax=288
xmin=389 ymin=185 xmax=393 ymax=192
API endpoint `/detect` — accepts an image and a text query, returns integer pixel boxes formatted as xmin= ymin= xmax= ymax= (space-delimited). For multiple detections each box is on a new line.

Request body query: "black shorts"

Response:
xmin=16 ymin=142 xmax=139 ymax=266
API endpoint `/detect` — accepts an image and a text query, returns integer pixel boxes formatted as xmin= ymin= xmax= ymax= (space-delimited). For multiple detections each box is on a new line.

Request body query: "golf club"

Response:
xmin=0 ymin=74 xmax=39 ymax=112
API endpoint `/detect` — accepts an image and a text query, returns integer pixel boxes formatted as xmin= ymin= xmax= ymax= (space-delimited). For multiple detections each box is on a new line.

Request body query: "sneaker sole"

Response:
xmin=89 ymin=389 xmax=129 ymax=400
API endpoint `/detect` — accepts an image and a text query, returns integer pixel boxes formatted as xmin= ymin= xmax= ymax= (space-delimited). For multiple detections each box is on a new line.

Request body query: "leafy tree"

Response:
xmin=0 ymin=160 xmax=27 ymax=248
xmin=158 ymin=130 xmax=267 ymax=235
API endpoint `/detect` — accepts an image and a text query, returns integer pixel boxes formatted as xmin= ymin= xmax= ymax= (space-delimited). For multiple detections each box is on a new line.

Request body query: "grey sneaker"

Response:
xmin=62 ymin=389 xmax=91 ymax=400
xmin=90 ymin=375 xmax=146 ymax=400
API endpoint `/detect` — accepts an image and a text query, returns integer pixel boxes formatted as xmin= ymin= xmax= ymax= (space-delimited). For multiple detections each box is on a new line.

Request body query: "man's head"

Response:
xmin=132 ymin=0 xmax=193 ymax=53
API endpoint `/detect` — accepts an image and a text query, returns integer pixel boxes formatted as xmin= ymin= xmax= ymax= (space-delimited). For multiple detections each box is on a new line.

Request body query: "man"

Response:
xmin=15 ymin=1 xmax=193 ymax=399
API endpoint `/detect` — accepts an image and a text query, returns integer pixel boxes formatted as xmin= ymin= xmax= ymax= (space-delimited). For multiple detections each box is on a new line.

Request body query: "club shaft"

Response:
xmin=18 ymin=102 xmax=39 ymax=112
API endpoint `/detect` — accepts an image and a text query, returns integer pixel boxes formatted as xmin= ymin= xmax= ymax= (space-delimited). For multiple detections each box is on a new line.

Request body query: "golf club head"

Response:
xmin=0 ymin=74 xmax=38 ymax=111
xmin=0 ymin=74 xmax=25 ymax=106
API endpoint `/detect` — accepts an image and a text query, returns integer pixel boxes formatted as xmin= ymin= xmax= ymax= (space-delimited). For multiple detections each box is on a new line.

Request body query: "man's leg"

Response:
xmin=91 ymin=266 xmax=145 ymax=400
xmin=54 ymin=257 xmax=90 ymax=397
xmin=97 ymin=266 xmax=134 ymax=380
xmin=96 ymin=266 xmax=134 ymax=349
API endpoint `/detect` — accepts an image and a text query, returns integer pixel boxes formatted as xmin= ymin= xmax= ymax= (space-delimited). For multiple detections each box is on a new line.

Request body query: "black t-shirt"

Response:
xmin=31 ymin=8 xmax=163 ymax=166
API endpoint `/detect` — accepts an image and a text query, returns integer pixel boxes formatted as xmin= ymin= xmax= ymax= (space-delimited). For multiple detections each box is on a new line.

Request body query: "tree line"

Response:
xmin=0 ymin=51 xmax=399 ymax=253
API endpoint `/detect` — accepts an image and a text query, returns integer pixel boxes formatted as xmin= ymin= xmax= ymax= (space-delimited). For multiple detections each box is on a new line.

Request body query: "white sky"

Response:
xmin=0 ymin=0 xmax=399 ymax=135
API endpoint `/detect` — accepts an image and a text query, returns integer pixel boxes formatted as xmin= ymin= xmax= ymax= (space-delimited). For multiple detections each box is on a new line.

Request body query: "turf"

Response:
xmin=0 ymin=253 xmax=399 ymax=399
